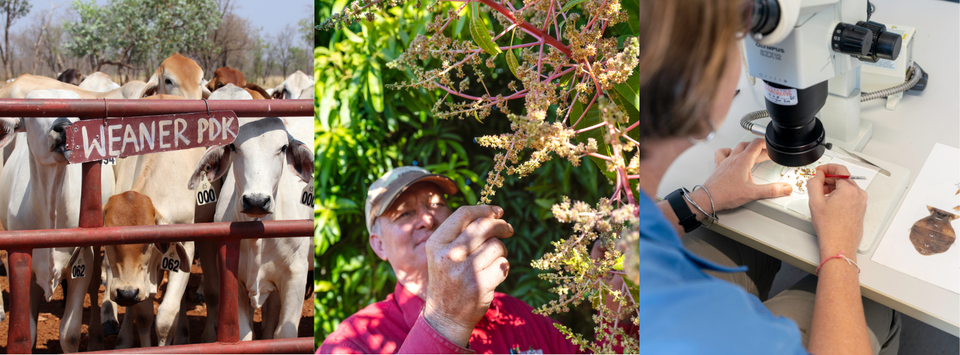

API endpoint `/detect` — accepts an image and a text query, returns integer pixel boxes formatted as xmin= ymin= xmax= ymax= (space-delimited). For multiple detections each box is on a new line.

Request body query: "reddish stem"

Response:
xmin=576 ymin=121 xmax=607 ymax=134
xmin=476 ymin=0 xmax=573 ymax=58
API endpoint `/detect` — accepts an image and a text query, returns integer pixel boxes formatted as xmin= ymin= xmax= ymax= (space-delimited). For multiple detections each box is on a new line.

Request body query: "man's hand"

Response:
xmin=699 ymin=138 xmax=793 ymax=212
xmin=422 ymin=205 xmax=514 ymax=348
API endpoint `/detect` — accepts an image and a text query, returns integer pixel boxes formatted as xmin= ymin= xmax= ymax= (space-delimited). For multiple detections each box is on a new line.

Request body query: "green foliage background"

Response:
xmin=315 ymin=0 xmax=636 ymax=348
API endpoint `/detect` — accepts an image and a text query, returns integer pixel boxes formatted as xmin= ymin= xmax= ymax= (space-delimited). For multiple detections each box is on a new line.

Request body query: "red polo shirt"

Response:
xmin=318 ymin=282 xmax=581 ymax=354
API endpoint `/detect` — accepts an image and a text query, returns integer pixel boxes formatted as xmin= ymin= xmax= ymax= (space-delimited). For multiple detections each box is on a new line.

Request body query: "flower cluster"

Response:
xmin=532 ymin=198 xmax=639 ymax=353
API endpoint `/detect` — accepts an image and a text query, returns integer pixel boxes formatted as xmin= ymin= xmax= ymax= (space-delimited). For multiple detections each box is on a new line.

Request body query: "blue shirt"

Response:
xmin=639 ymin=191 xmax=808 ymax=354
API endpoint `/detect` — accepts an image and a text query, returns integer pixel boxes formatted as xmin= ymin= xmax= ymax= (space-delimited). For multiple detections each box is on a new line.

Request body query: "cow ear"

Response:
xmin=154 ymin=209 xmax=168 ymax=226
xmin=0 ymin=118 xmax=20 ymax=148
xmin=201 ymin=83 xmax=212 ymax=99
xmin=285 ymin=139 xmax=314 ymax=184
xmin=272 ymin=88 xmax=283 ymax=99
xmin=188 ymin=145 xmax=232 ymax=190
xmin=173 ymin=242 xmax=189 ymax=270
xmin=140 ymin=74 xmax=159 ymax=98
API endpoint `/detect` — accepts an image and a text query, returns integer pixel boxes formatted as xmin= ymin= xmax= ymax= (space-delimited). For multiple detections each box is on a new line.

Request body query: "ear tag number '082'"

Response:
xmin=161 ymin=247 xmax=182 ymax=273
xmin=300 ymin=184 xmax=315 ymax=208
xmin=196 ymin=176 xmax=217 ymax=206
xmin=70 ymin=252 xmax=86 ymax=279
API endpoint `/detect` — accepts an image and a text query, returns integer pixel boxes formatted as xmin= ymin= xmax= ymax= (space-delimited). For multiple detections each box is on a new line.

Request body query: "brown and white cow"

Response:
xmin=206 ymin=66 xmax=272 ymax=100
xmin=56 ymin=69 xmax=85 ymax=86
xmin=102 ymin=191 xmax=189 ymax=349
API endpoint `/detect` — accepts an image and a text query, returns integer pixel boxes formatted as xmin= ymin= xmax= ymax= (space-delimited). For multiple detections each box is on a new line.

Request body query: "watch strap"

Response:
xmin=666 ymin=188 xmax=700 ymax=233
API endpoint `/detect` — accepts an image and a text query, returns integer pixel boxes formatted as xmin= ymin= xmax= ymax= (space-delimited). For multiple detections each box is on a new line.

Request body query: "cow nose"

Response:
xmin=240 ymin=194 xmax=272 ymax=217
xmin=115 ymin=288 xmax=139 ymax=306
xmin=49 ymin=120 xmax=69 ymax=153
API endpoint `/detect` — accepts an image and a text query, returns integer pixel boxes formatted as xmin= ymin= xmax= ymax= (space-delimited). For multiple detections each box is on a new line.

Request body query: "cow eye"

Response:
xmin=164 ymin=79 xmax=172 ymax=85
xmin=229 ymin=143 xmax=236 ymax=152
xmin=217 ymin=83 xmax=224 ymax=88
xmin=280 ymin=145 xmax=287 ymax=154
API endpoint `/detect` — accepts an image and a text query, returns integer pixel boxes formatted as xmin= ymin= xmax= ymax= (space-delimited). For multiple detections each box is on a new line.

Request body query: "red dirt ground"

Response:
xmin=0 ymin=251 xmax=314 ymax=352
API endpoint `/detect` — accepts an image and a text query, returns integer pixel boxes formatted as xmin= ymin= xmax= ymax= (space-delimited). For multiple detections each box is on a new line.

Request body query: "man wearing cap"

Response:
xmin=318 ymin=167 xmax=579 ymax=354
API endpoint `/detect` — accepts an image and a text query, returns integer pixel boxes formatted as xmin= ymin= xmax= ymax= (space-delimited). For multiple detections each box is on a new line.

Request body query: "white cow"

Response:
xmin=78 ymin=72 xmax=121 ymax=92
xmin=0 ymin=90 xmax=116 ymax=352
xmin=270 ymin=71 xmax=314 ymax=99
xmin=188 ymin=117 xmax=313 ymax=340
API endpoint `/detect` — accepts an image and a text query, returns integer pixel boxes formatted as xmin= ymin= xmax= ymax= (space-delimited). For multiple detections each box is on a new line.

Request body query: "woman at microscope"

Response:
xmin=639 ymin=0 xmax=901 ymax=354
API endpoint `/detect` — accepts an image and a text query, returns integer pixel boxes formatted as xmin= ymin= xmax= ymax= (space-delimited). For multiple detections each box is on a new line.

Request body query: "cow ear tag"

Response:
xmin=196 ymin=176 xmax=217 ymax=206
xmin=160 ymin=247 xmax=182 ymax=273
xmin=300 ymin=184 xmax=314 ymax=208
xmin=101 ymin=157 xmax=116 ymax=166
xmin=69 ymin=252 xmax=86 ymax=279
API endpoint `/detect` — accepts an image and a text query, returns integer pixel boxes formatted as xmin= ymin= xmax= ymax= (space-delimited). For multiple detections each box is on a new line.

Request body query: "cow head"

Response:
xmin=206 ymin=67 xmax=247 ymax=93
xmin=103 ymin=191 xmax=188 ymax=307
xmin=5 ymin=90 xmax=82 ymax=165
xmin=188 ymin=118 xmax=313 ymax=219
xmin=272 ymin=71 xmax=314 ymax=99
xmin=141 ymin=53 xmax=211 ymax=99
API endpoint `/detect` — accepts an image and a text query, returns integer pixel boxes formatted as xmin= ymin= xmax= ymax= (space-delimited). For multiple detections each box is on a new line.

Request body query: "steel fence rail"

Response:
xmin=0 ymin=99 xmax=313 ymax=117
xmin=0 ymin=220 xmax=312 ymax=249
xmin=0 ymin=104 xmax=316 ymax=353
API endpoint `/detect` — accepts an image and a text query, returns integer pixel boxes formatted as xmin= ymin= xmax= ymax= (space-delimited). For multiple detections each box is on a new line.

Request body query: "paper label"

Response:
xmin=300 ymin=184 xmax=315 ymax=208
xmin=69 ymin=252 xmax=86 ymax=279
xmin=196 ymin=177 xmax=217 ymax=206
xmin=160 ymin=247 xmax=182 ymax=273
xmin=101 ymin=157 xmax=116 ymax=165
xmin=763 ymin=81 xmax=798 ymax=106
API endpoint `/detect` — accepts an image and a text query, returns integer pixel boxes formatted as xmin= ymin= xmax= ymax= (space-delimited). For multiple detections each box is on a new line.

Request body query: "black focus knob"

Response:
xmin=832 ymin=23 xmax=874 ymax=57
xmin=855 ymin=21 xmax=902 ymax=62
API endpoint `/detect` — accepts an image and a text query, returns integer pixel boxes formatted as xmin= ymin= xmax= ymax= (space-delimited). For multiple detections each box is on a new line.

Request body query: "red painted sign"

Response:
xmin=65 ymin=111 xmax=239 ymax=164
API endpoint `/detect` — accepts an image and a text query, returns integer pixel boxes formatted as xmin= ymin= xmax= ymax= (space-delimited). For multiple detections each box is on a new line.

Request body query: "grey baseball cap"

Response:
xmin=365 ymin=166 xmax=458 ymax=234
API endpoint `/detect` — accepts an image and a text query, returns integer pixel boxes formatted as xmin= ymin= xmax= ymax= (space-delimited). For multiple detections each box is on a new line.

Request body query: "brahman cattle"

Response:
xmin=206 ymin=66 xmax=271 ymax=100
xmin=56 ymin=69 xmax=85 ymax=86
xmin=270 ymin=71 xmax=314 ymax=99
xmin=0 ymin=90 xmax=116 ymax=352
xmin=188 ymin=117 xmax=312 ymax=340
xmin=78 ymin=72 xmax=121 ymax=92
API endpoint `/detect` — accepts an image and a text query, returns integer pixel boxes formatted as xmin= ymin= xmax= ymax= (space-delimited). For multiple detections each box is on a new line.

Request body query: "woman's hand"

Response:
xmin=806 ymin=164 xmax=867 ymax=259
xmin=696 ymin=138 xmax=793 ymax=213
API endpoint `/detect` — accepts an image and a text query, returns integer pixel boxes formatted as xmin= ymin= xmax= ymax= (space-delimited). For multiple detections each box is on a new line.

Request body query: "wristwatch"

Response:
xmin=666 ymin=188 xmax=700 ymax=233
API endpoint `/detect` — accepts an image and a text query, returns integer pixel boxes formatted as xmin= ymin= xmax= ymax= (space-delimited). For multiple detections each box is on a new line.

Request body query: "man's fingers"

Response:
xmin=431 ymin=205 xmax=503 ymax=245
xmin=477 ymin=255 xmax=510 ymax=290
xmin=754 ymin=149 xmax=771 ymax=164
xmin=814 ymin=164 xmax=851 ymax=177
xmin=458 ymin=218 xmax=514 ymax=254
xmin=753 ymin=182 xmax=792 ymax=200
xmin=715 ymin=148 xmax=732 ymax=167
xmin=471 ymin=238 xmax=508 ymax=273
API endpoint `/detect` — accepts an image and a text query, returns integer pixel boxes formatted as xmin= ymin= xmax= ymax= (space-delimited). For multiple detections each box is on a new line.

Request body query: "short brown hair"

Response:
xmin=640 ymin=0 xmax=747 ymax=151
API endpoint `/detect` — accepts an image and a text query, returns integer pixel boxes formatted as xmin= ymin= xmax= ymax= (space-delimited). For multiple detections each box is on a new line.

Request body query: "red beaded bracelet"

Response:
xmin=816 ymin=250 xmax=860 ymax=276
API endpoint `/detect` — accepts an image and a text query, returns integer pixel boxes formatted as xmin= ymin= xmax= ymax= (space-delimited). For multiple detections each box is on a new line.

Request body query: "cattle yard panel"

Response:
xmin=0 ymin=101 xmax=315 ymax=353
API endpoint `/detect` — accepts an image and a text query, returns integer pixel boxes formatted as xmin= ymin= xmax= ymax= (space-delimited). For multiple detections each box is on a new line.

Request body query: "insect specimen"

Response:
xmin=909 ymin=206 xmax=959 ymax=256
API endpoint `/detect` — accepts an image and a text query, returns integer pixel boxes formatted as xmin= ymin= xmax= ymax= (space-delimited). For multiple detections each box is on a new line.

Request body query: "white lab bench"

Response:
xmin=657 ymin=0 xmax=960 ymax=336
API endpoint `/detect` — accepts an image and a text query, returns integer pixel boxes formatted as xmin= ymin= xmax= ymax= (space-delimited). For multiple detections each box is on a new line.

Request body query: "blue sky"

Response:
xmin=12 ymin=0 xmax=313 ymax=41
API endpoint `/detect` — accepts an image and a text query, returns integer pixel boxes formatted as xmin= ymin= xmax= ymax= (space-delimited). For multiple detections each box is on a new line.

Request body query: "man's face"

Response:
xmin=370 ymin=182 xmax=452 ymax=295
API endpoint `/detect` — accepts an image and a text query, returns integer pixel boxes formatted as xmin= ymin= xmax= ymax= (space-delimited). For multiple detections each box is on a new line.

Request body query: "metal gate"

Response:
xmin=0 ymin=98 xmax=315 ymax=353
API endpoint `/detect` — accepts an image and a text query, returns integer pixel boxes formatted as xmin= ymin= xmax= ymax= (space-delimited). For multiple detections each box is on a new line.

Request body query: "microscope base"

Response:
xmin=740 ymin=132 xmax=910 ymax=254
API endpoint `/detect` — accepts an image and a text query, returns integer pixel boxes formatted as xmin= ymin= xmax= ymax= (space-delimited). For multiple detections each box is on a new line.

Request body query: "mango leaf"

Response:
xmin=468 ymin=2 xmax=501 ymax=55
xmin=612 ymin=70 xmax=639 ymax=112
xmin=615 ymin=0 xmax=639 ymax=36
xmin=505 ymin=29 xmax=521 ymax=80
xmin=570 ymin=98 xmax=618 ymax=183
xmin=560 ymin=0 xmax=587 ymax=13
xmin=368 ymin=60 xmax=384 ymax=113
xmin=342 ymin=27 xmax=363 ymax=43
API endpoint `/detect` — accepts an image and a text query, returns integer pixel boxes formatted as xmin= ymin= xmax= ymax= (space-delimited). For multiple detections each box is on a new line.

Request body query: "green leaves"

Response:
xmin=367 ymin=60 xmax=384 ymax=113
xmin=559 ymin=0 xmax=587 ymax=13
xmin=468 ymin=1 xmax=501 ymax=55
xmin=505 ymin=29 xmax=521 ymax=80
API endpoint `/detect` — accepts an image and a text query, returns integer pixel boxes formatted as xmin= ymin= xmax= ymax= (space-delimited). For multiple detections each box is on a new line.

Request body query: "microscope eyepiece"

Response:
xmin=855 ymin=21 xmax=902 ymax=62
xmin=749 ymin=0 xmax=781 ymax=36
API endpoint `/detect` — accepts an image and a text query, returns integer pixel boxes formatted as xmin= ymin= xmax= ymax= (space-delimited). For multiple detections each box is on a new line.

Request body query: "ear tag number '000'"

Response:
xmin=196 ymin=176 xmax=217 ymax=206
xmin=300 ymin=184 xmax=315 ymax=208
xmin=161 ymin=247 xmax=182 ymax=273
xmin=70 ymin=251 xmax=86 ymax=279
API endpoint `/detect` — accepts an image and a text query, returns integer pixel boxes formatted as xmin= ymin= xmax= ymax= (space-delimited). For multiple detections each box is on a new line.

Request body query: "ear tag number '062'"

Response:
xmin=70 ymin=252 xmax=86 ymax=279
xmin=196 ymin=176 xmax=217 ymax=206
xmin=161 ymin=247 xmax=182 ymax=273
xmin=300 ymin=184 xmax=315 ymax=208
